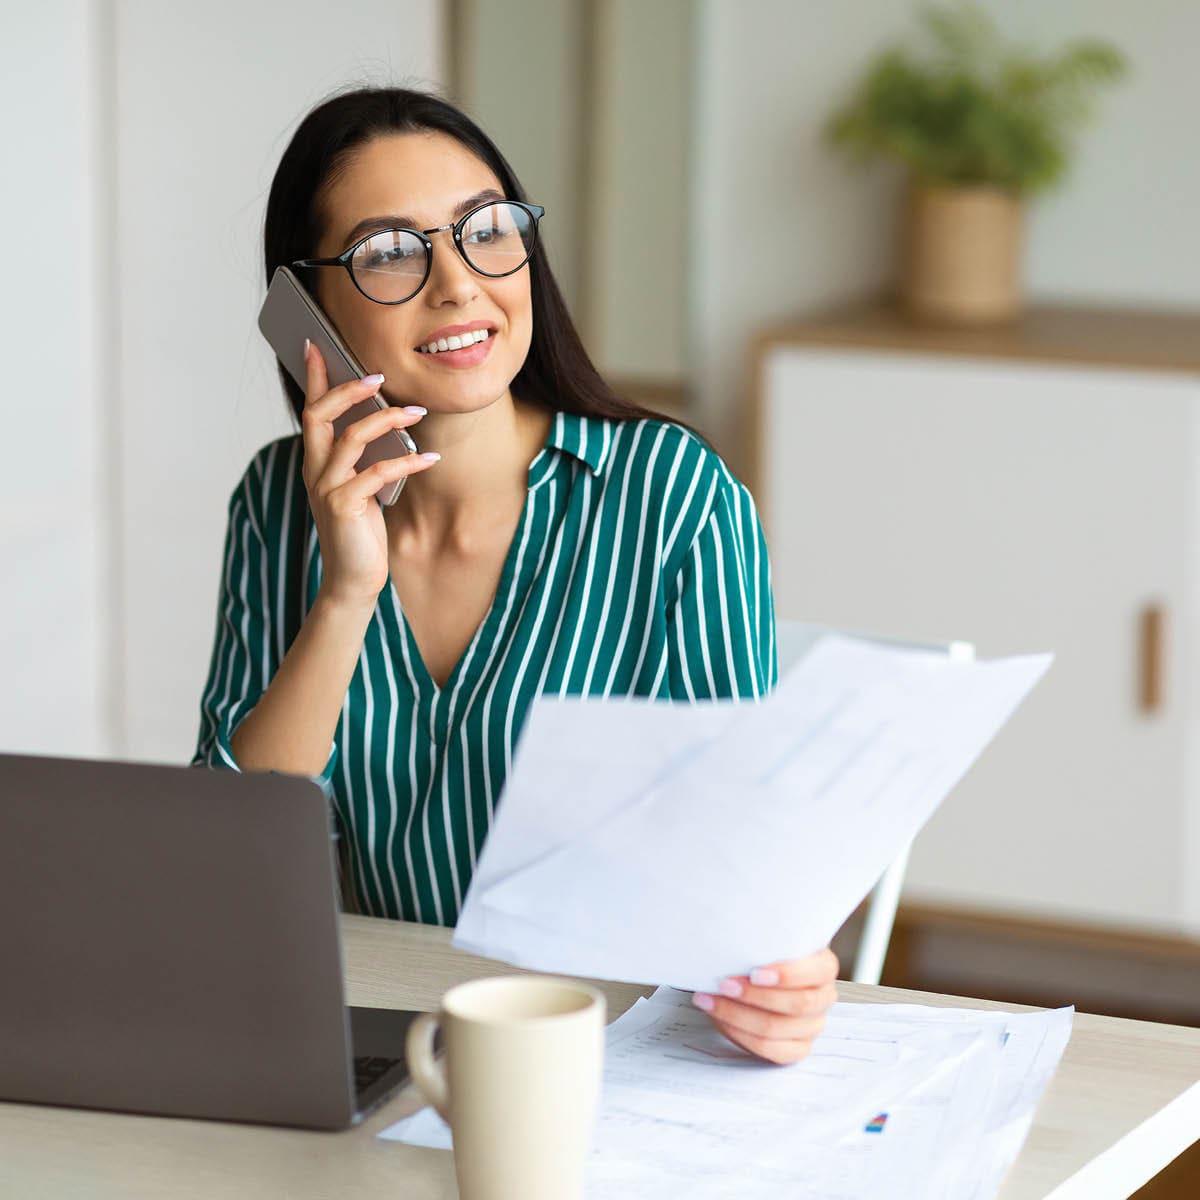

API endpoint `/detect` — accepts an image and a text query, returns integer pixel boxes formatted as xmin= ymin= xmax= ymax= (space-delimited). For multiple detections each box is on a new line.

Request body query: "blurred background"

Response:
xmin=4 ymin=1 xmax=1200 ymax=1163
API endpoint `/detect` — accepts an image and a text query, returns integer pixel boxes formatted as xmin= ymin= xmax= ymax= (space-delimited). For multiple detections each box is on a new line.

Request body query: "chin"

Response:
xmin=423 ymin=372 xmax=517 ymax=412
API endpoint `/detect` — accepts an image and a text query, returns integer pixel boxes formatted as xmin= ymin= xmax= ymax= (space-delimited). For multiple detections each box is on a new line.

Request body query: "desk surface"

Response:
xmin=1 ymin=915 xmax=1197 ymax=1200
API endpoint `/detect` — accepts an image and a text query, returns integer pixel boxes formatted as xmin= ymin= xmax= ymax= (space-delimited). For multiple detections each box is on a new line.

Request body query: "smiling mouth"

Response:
xmin=415 ymin=329 xmax=493 ymax=355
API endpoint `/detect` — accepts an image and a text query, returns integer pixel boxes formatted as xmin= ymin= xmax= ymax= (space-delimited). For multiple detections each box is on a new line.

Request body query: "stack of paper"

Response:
xmin=379 ymin=987 xmax=1073 ymax=1200
xmin=452 ymin=634 xmax=1053 ymax=992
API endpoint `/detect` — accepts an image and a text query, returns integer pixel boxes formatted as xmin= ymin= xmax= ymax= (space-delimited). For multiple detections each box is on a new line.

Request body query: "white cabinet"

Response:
xmin=752 ymin=308 xmax=1200 ymax=935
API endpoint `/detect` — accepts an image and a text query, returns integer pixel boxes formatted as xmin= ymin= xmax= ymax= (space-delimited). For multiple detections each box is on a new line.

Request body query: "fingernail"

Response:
xmin=404 ymin=405 xmax=427 ymax=415
xmin=750 ymin=968 xmax=779 ymax=987
xmin=303 ymin=337 xmax=310 ymax=361
xmin=362 ymin=372 xmax=385 ymax=386
xmin=719 ymin=978 xmax=743 ymax=998
xmin=420 ymin=451 xmax=441 ymax=462
xmin=692 ymin=993 xmax=714 ymax=1011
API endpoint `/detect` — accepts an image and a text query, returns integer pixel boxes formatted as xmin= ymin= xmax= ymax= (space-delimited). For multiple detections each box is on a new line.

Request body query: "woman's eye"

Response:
xmin=466 ymin=226 xmax=505 ymax=245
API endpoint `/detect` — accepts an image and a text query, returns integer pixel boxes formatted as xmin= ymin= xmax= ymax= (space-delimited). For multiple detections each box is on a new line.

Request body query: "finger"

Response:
xmin=303 ymin=337 xmax=328 ymax=407
xmin=321 ymin=405 xmax=427 ymax=493
xmin=709 ymin=1016 xmax=817 ymax=1066
xmin=714 ymin=977 xmax=837 ymax=1018
xmin=308 ymin=372 xmax=390 ymax=428
xmin=693 ymin=992 xmax=827 ymax=1044
xmin=328 ymin=450 xmax=441 ymax=514
xmin=302 ymin=370 xmax=388 ymax=488
xmin=301 ymin=339 xmax=334 ymax=479
xmin=747 ymin=947 xmax=840 ymax=990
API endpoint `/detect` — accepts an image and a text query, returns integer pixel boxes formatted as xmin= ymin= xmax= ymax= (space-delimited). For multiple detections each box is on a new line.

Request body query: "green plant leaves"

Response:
xmin=824 ymin=2 xmax=1128 ymax=194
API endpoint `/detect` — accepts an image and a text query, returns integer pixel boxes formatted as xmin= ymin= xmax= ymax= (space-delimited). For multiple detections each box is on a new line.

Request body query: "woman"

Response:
xmin=191 ymin=85 xmax=836 ymax=1064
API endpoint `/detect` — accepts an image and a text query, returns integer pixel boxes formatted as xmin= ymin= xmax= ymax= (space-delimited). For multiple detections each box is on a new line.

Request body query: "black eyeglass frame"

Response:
xmin=291 ymin=199 xmax=546 ymax=305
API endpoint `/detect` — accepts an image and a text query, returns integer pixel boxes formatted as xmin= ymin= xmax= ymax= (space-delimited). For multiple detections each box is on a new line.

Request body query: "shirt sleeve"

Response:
xmin=664 ymin=472 xmax=778 ymax=701
xmin=189 ymin=467 xmax=338 ymax=794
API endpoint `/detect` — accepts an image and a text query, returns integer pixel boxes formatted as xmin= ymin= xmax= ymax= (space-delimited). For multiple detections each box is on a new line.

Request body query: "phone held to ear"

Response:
xmin=257 ymin=265 xmax=418 ymax=508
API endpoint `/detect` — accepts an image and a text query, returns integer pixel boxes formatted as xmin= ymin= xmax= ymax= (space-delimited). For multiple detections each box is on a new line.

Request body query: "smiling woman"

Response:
xmin=188 ymin=85 xmax=832 ymax=1066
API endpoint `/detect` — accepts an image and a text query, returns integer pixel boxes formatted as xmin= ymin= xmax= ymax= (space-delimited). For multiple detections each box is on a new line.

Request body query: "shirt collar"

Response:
xmin=543 ymin=409 xmax=612 ymax=476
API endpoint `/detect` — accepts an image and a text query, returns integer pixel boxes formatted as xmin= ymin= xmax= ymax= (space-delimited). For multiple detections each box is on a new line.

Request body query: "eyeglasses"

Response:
xmin=291 ymin=199 xmax=546 ymax=305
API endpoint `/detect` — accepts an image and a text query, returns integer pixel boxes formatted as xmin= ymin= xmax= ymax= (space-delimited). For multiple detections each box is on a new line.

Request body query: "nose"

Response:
xmin=423 ymin=226 xmax=480 ymax=305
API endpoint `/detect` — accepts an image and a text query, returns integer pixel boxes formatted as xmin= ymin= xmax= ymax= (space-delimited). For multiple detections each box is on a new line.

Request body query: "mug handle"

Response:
xmin=406 ymin=1012 xmax=450 ymax=1121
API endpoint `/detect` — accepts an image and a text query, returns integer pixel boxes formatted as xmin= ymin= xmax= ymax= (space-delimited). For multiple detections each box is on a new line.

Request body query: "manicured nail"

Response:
xmin=362 ymin=372 xmax=384 ymax=386
xmin=420 ymin=451 xmax=441 ymax=462
xmin=303 ymin=336 xmax=310 ymax=361
xmin=719 ymin=978 xmax=743 ymax=998
xmin=403 ymin=405 xmax=427 ymax=415
xmin=692 ymin=993 xmax=714 ymax=1011
xmin=750 ymin=967 xmax=779 ymax=987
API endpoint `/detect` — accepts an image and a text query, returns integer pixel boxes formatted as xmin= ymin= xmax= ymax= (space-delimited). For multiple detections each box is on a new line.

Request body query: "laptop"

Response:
xmin=0 ymin=751 xmax=441 ymax=1130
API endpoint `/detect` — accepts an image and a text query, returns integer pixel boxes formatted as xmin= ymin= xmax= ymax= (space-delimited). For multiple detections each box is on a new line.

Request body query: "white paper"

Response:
xmin=454 ymin=634 xmax=1052 ymax=992
xmin=379 ymin=996 xmax=1073 ymax=1200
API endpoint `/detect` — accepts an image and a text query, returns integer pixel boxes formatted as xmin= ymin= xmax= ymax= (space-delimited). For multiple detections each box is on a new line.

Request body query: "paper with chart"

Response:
xmin=379 ymin=987 xmax=1073 ymax=1200
xmin=641 ymin=986 xmax=1075 ymax=1200
xmin=452 ymin=633 xmax=1052 ymax=992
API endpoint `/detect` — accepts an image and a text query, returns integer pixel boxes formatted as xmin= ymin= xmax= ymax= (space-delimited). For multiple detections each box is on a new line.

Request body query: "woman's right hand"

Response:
xmin=300 ymin=339 xmax=439 ymax=610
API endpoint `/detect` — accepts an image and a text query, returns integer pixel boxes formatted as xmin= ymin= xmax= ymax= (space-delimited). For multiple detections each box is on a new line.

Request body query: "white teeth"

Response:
xmin=418 ymin=328 xmax=493 ymax=354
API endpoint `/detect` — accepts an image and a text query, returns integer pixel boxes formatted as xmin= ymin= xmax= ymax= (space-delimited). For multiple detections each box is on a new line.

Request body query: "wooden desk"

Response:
xmin=1 ymin=915 xmax=1197 ymax=1199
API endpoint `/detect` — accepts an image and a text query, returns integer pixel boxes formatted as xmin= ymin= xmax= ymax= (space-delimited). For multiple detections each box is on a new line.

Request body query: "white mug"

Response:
xmin=406 ymin=975 xmax=607 ymax=1200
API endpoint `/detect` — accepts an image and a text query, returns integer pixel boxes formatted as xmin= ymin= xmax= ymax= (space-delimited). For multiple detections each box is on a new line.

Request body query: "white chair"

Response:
xmin=775 ymin=619 xmax=976 ymax=985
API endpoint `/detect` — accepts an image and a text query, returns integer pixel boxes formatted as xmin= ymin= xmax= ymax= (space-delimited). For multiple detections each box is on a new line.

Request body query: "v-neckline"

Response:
xmin=387 ymin=570 xmax=500 ymax=702
xmin=384 ymin=453 xmax=548 ymax=703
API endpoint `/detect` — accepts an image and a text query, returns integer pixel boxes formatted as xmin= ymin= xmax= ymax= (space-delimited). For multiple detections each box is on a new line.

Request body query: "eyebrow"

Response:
xmin=338 ymin=188 xmax=506 ymax=247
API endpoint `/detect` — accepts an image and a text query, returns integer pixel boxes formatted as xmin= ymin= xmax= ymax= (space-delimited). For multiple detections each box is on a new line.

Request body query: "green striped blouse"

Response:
xmin=190 ymin=409 xmax=778 ymax=925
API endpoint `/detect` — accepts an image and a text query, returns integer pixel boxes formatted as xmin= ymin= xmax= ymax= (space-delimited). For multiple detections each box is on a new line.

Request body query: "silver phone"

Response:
xmin=257 ymin=265 xmax=417 ymax=508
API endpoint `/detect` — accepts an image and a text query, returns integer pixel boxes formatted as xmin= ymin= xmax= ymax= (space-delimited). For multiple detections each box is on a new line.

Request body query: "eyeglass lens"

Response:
xmin=350 ymin=201 xmax=536 ymax=302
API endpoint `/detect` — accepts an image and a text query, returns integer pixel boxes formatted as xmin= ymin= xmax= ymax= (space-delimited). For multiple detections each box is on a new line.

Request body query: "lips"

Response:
xmin=415 ymin=329 xmax=496 ymax=369
xmin=416 ymin=327 xmax=492 ymax=355
xmin=414 ymin=320 xmax=497 ymax=353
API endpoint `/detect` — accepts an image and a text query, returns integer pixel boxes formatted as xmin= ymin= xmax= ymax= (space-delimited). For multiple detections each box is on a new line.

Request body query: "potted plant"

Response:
xmin=825 ymin=3 xmax=1127 ymax=326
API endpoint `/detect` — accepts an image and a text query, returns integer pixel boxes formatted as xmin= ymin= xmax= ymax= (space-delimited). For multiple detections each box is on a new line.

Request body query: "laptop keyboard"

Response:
xmin=354 ymin=1055 xmax=404 ymax=1094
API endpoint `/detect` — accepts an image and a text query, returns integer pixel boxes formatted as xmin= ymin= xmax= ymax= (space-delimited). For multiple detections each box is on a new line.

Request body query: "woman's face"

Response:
xmin=310 ymin=130 xmax=533 ymax=415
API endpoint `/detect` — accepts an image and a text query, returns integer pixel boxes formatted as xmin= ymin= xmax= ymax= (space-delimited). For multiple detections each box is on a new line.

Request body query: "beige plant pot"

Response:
xmin=904 ymin=182 xmax=1025 ymax=326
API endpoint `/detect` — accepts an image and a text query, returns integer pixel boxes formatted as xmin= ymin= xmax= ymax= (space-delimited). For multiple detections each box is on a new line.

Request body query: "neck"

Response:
xmin=382 ymin=389 xmax=552 ymax=554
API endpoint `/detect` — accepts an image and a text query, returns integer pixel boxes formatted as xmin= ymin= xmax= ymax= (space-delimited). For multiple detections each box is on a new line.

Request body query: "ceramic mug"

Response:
xmin=406 ymin=975 xmax=607 ymax=1200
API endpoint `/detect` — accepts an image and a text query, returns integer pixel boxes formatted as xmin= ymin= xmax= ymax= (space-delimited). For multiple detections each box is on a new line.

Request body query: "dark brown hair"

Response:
xmin=262 ymin=83 xmax=708 ymax=445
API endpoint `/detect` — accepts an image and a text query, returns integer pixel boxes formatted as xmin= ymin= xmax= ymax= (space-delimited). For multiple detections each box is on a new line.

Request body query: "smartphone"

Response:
xmin=257 ymin=265 xmax=417 ymax=507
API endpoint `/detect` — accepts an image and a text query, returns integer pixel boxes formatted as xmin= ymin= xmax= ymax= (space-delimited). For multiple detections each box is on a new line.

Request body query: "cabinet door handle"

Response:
xmin=1139 ymin=603 xmax=1165 ymax=714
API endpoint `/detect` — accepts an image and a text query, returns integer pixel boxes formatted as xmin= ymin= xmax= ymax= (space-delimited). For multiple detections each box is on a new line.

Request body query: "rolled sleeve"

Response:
xmin=209 ymin=699 xmax=339 ymax=796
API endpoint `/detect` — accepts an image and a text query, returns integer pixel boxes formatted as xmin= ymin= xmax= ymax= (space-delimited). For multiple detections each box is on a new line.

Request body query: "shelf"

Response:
xmin=751 ymin=296 xmax=1200 ymax=376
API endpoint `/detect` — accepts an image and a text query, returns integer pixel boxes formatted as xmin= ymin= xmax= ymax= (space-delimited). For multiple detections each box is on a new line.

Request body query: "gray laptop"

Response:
xmin=0 ymin=751 xmax=439 ymax=1130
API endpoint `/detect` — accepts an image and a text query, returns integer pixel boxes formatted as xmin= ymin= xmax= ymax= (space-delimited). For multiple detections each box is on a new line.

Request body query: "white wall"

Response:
xmin=0 ymin=1 xmax=111 ymax=758
xmin=587 ymin=0 xmax=693 ymax=380
xmin=1012 ymin=0 xmax=1199 ymax=308
xmin=691 ymin=0 xmax=1200 ymax=458
xmin=0 ymin=0 xmax=442 ymax=765
xmin=454 ymin=0 xmax=587 ymax=321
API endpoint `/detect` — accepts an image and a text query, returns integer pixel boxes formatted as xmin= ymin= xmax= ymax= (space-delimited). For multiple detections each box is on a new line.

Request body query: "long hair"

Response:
xmin=262 ymin=84 xmax=708 ymax=445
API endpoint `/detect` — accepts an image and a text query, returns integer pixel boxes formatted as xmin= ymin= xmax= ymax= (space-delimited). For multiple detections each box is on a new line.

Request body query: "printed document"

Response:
xmin=453 ymin=634 xmax=1052 ymax=992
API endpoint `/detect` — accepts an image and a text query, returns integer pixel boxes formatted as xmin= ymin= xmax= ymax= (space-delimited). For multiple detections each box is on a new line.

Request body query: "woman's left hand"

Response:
xmin=691 ymin=947 xmax=839 ymax=1065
